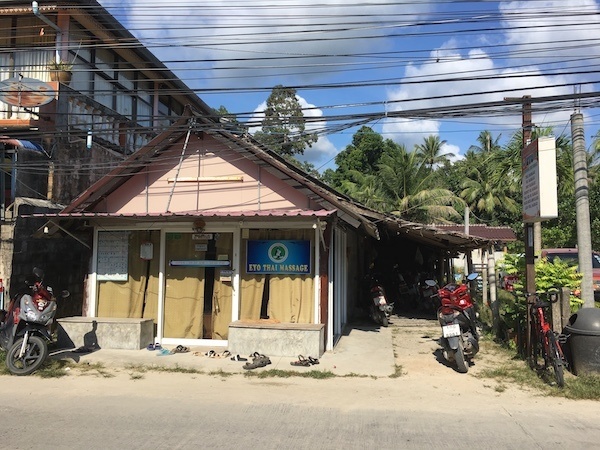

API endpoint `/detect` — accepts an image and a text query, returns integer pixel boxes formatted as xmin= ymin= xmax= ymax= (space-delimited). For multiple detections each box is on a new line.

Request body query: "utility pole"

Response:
xmin=521 ymin=98 xmax=537 ymax=359
xmin=571 ymin=112 xmax=594 ymax=308
xmin=506 ymin=95 xmax=535 ymax=355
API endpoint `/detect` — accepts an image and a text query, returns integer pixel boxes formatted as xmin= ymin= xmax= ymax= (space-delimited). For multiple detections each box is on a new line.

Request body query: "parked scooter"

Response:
xmin=0 ymin=268 xmax=69 ymax=375
xmin=419 ymin=275 xmax=439 ymax=314
xmin=427 ymin=273 xmax=479 ymax=373
xmin=367 ymin=273 xmax=394 ymax=327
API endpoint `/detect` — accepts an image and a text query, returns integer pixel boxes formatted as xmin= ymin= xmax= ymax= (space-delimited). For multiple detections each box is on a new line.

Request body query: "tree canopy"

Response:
xmin=253 ymin=85 xmax=317 ymax=156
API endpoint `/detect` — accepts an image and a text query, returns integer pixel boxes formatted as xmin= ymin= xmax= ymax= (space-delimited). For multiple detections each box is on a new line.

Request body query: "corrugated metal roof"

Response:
xmin=433 ymin=224 xmax=517 ymax=242
xmin=29 ymin=209 xmax=335 ymax=220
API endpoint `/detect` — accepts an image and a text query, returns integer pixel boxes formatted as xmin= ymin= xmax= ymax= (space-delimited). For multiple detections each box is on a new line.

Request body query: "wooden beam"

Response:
xmin=167 ymin=176 xmax=244 ymax=183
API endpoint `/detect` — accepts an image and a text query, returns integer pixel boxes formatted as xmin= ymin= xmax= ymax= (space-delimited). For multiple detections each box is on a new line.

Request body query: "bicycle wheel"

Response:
xmin=529 ymin=319 xmax=540 ymax=369
xmin=546 ymin=331 xmax=565 ymax=388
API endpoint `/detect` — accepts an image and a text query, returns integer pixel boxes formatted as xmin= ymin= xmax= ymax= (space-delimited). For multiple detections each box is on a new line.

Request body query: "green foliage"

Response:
xmin=496 ymin=254 xmax=583 ymax=333
xmin=254 ymin=85 xmax=317 ymax=156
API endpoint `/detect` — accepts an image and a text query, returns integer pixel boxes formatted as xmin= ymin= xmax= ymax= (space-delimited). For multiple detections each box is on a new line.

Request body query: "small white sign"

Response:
xmin=192 ymin=233 xmax=213 ymax=240
xmin=195 ymin=244 xmax=208 ymax=252
xmin=220 ymin=269 xmax=233 ymax=282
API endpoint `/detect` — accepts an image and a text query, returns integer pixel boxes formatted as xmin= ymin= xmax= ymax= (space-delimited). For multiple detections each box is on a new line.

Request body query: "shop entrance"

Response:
xmin=163 ymin=232 xmax=233 ymax=340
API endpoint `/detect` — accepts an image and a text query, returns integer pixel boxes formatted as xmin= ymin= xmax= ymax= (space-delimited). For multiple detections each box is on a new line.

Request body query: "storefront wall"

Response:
xmin=88 ymin=220 xmax=325 ymax=348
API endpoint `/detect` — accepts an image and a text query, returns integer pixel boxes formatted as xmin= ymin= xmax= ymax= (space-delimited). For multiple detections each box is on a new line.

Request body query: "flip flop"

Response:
xmin=230 ymin=354 xmax=248 ymax=362
xmin=290 ymin=355 xmax=311 ymax=367
xmin=217 ymin=350 xmax=231 ymax=359
xmin=146 ymin=343 xmax=155 ymax=351
xmin=156 ymin=348 xmax=171 ymax=356
xmin=308 ymin=357 xmax=320 ymax=365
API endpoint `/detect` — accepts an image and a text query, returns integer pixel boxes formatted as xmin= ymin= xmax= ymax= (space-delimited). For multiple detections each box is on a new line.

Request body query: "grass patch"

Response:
xmin=340 ymin=372 xmax=370 ymax=378
xmin=560 ymin=375 xmax=600 ymax=400
xmin=0 ymin=350 xmax=74 ymax=378
xmin=389 ymin=364 xmax=404 ymax=378
xmin=37 ymin=359 xmax=72 ymax=378
xmin=208 ymin=369 xmax=234 ymax=378
xmin=140 ymin=364 xmax=204 ymax=375
xmin=476 ymin=338 xmax=600 ymax=400
xmin=244 ymin=368 xmax=336 ymax=379
xmin=76 ymin=361 xmax=115 ymax=378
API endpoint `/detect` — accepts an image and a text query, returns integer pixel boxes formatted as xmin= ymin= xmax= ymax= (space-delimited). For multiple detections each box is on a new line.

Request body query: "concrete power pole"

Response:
xmin=571 ymin=112 xmax=594 ymax=308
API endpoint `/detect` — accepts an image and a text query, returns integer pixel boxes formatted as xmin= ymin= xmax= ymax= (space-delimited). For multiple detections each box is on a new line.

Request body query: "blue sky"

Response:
xmin=100 ymin=0 xmax=600 ymax=172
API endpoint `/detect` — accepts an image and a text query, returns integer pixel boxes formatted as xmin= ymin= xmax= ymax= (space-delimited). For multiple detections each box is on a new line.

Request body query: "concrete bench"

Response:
xmin=57 ymin=317 xmax=154 ymax=350
xmin=228 ymin=321 xmax=324 ymax=357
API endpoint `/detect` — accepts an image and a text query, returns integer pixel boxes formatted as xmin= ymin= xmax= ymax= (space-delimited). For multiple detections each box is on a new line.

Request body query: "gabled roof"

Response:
xmin=57 ymin=105 xmax=491 ymax=251
xmin=0 ymin=0 xmax=214 ymax=116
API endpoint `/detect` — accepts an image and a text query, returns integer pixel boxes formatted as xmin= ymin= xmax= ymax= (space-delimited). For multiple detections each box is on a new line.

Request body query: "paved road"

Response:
xmin=1 ymin=316 xmax=599 ymax=449
xmin=0 ymin=368 xmax=598 ymax=450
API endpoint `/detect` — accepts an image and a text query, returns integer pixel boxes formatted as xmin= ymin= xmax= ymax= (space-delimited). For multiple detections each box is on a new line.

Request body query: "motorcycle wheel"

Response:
xmin=381 ymin=312 xmax=389 ymax=327
xmin=455 ymin=339 xmax=469 ymax=373
xmin=6 ymin=335 xmax=48 ymax=376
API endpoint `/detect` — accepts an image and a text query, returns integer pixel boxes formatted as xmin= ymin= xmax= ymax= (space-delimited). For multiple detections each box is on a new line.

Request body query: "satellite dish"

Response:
xmin=0 ymin=77 xmax=55 ymax=107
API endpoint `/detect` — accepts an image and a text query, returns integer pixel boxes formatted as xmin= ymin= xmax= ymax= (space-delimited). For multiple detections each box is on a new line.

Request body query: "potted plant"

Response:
xmin=47 ymin=58 xmax=73 ymax=84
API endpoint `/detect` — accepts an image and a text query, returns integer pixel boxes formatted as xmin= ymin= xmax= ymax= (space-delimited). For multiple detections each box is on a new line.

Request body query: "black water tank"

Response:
xmin=564 ymin=308 xmax=600 ymax=376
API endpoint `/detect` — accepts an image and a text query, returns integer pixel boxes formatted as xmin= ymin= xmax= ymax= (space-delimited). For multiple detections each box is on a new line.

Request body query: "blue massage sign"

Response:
xmin=246 ymin=240 xmax=311 ymax=275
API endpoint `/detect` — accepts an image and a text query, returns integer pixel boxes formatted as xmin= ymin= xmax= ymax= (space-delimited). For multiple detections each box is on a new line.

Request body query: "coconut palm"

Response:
xmin=414 ymin=135 xmax=454 ymax=169
xmin=377 ymin=144 xmax=462 ymax=223
xmin=339 ymin=170 xmax=386 ymax=210
xmin=468 ymin=130 xmax=501 ymax=154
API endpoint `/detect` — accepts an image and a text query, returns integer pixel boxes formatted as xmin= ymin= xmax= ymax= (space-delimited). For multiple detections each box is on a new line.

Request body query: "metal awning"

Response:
xmin=0 ymin=136 xmax=46 ymax=154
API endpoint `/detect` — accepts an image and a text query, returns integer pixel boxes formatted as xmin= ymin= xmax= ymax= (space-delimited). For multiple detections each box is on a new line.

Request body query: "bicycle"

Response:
xmin=526 ymin=290 xmax=567 ymax=387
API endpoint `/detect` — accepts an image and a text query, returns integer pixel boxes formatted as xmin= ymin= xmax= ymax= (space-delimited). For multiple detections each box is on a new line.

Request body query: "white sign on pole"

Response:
xmin=522 ymin=136 xmax=558 ymax=222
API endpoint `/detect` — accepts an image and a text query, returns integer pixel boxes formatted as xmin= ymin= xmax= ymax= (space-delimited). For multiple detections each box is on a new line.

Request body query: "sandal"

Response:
xmin=243 ymin=361 xmax=259 ymax=370
xmin=217 ymin=350 xmax=231 ymax=359
xmin=230 ymin=354 xmax=248 ymax=362
xmin=170 ymin=345 xmax=190 ymax=354
xmin=308 ymin=356 xmax=320 ymax=365
xmin=255 ymin=355 xmax=271 ymax=367
xmin=290 ymin=355 xmax=311 ymax=367
xmin=156 ymin=348 xmax=171 ymax=356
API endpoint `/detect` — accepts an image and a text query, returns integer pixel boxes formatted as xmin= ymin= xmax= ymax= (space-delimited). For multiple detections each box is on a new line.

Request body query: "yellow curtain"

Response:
xmin=240 ymin=229 xmax=268 ymax=320
xmin=268 ymin=274 xmax=314 ymax=323
xmin=163 ymin=233 xmax=205 ymax=338
xmin=240 ymin=229 xmax=314 ymax=323
xmin=97 ymin=231 xmax=159 ymax=319
xmin=212 ymin=233 xmax=233 ymax=339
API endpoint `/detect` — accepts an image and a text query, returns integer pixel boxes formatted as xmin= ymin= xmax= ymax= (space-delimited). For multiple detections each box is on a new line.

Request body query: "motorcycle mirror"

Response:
xmin=424 ymin=280 xmax=437 ymax=287
xmin=61 ymin=290 xmax=70 ymax=299
xmin=33 ymin=267 xmax=45 ymax=280
xmin=466 ymin=273 xmax=479 ymax=281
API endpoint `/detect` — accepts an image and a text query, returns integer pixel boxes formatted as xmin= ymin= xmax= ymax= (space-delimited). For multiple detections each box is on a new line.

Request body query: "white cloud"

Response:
xmin=99 ymin=0 xmax=435 ymax=88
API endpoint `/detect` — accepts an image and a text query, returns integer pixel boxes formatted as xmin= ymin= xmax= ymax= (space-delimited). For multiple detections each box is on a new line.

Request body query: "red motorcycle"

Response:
xmin=367 ymin=273 xmax=393 ymax=327
xmin=426 ymin=273 xmax=479 ymax=373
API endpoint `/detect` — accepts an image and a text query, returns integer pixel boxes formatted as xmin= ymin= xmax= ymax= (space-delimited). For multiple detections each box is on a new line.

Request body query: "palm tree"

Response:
xmin=339 ymin=170 xmax=386 ymax=210
xmin=468 ymin=130 xmax=501 ymax=154
xmin=414 ymin=135 xmax=454 ymax=169
xmin=377 ymin=145 xmax=462 ymax=223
